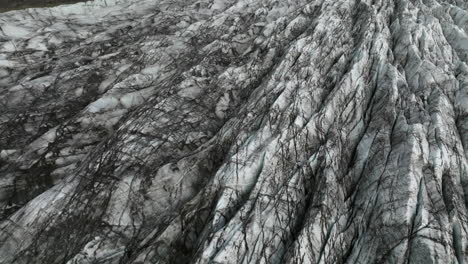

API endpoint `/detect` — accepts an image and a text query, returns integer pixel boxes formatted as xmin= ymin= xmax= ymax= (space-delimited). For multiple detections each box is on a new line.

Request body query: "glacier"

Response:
xmin=1 ymin=0 xmax=468 ymax=263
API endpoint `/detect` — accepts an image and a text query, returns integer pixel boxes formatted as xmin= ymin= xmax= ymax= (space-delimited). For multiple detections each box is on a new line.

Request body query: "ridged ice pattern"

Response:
xmin=1 ymin=0 xmax=468 ymax=263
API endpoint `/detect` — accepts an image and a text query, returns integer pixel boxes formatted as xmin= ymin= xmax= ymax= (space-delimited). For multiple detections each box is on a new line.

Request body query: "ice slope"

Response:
xmin=1 ymin=0 xmax=468 ymax=263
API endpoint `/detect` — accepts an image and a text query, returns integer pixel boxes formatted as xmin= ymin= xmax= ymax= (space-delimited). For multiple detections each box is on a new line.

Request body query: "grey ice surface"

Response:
xmin=1 ymin=0 xmax=468 ymax=263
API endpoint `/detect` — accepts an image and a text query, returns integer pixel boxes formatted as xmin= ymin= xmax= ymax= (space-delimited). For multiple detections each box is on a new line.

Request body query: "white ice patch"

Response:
xmin=87 ymin=96 xmax=119 ymax=113
xmin=27 ymin=126 xmax=58 ymax=156
xmin=215 ymin=92 xmax=231 ymax=118
xmin=27 ymin=36 xmax=49 ymax=51
xmin=119 ymin=87 xmax=153 ymax=109
xmin=0 ymin=59 xmax=18 ymax=68
xmin=0 ymin=24 xmax=31 ymax=39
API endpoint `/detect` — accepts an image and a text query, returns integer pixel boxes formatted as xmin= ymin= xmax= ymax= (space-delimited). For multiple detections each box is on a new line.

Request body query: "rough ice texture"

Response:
xmin=1 ymin=0 xmax=468 ymax=263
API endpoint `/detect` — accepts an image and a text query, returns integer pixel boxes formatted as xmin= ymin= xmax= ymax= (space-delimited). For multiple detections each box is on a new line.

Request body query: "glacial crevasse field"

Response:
xmin=1 ymin=0 xmax=468 ymax=263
